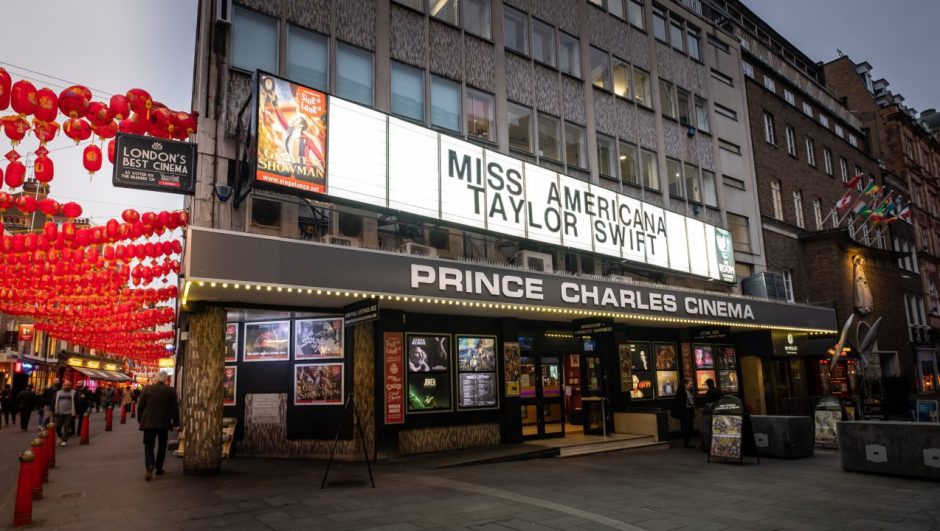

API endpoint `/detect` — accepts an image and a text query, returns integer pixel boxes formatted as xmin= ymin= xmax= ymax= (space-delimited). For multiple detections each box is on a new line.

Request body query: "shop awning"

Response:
xmin=73 ymin=366 xmax=132 ymax=382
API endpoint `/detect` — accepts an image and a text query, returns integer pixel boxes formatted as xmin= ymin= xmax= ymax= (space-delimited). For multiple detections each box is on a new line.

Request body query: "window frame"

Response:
xmin=823 ymin=148 xmax=834 ymax=176
xmin=701 ymin=169 xmax=718 ymax=207
xmin=564 ymin=121 xmax=588 ymax=170
xmin=659 ymin=79 xmax=677 ymax=120
xmin=726 ymin=212 xmax=752 ymax=254
xmin=714 ymin=103 xmax=737 ymax=121
xmin=652 ymin=6 xmax=667 ymax=42
xmin=611 ymin=58 xmax=632 ymax=100
xmin=619 ymin=140 xmax=639 ymax=186
xmin=465 ymin=87 xmax=496 ymax=143
xmin=771 ymin=179 xmax=783 ymax=220
xmin=785 ymin=126 xmax=797 ymax=157
xmin=694 ymin=97 xmax=710 ymax=133
xmin=633 ymin=67 xmax=653 ymax=108
xmin=640 ymin=149 xmax=660 ymax=190
xmin=231 ymin=5 xmax=279 ymax=74
xmin=666 ymin=157 xmax=684 ymax=198
xmin=286 ymin=25 xmax=329 ymax=92
xmin=627 ymin=0 xmax=645 ymax=30
xmin=763 ymin=112 xmax=776 ymax=145
xmin=677 ymin=88 xmax=692 ymax=126
xmin=507 ymin=101 xmax=533 ymax=153
xmin=430 ymin=74 xmax=462 ymax=133
xmin=558 ymin=31 xmax=582 ymax=78
xmin=684 ymin=162 xmax=702 ymax=203
xmin=793 ymin=189 xmax=805 ymax=228
xmin=531 ymin=17 xmax=556 ymax=67
xmin=590 ymin=47 xmax=612 ymax=91
xmin=390 ymin=60 xmax=426 ymax=122
xmin=336 ymin=41 xmax=375 ymax=107
xmin=596 ymin=133 xmax=618 ymax=179
xmin=503 ymin=5 xmax=529 ymax=56
xmin=813 ymin=198 xmax=823 ymax=230
xmin=805 ymin=137 xmax=816 ymax=167
xmin=461 ymin=0 xmax=492 ymax=40
xmin=537 ymin=112 xmax=562 ymax=162
xmin=430 ymin=0 xmax=459 ymax=26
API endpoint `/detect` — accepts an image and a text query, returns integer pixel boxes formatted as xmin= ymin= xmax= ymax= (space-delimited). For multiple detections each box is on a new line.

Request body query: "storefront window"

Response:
xmin=565 ymin=122 xmax=587 ymax=169
xmin=336 ymin=43 xmax=374 ymax=107
xmin=391 ymin=61 xmax=424 ymax=121
xmin=466 ymin=88 xmax=495 ymax=142
xmin=232 ymin=6 xmax=278 ymax=73
xmin=430 ymin=75 xmax=461 ymax=132
xmin=538 ymin=113 xmax=561 ymax=161
xmin=507 ymin=102 xmax=533 ymax=153
xmin=559 ymin=33 xmax=581 ymax=78
xmin=287 ymin=26 xmax=328 ymax=91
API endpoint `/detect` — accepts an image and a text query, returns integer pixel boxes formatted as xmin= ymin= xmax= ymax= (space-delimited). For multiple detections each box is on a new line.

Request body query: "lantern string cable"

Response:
xmin=0 ymin=62 xmax=117 ymax=98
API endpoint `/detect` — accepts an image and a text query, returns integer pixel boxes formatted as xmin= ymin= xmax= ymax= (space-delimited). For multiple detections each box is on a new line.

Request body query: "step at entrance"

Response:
xmin=527 ymin=433 xmax=669 ymax=458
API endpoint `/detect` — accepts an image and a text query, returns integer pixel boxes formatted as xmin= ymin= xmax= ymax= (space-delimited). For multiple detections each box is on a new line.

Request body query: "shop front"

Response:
xmin=63 ymin=354 xmax=133 ymax=390
xmin=179 ymin=227 xmax=838 ymax=459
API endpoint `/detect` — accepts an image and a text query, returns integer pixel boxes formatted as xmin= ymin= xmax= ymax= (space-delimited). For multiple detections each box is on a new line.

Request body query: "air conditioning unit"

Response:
xmin=400 ymin=242 xmax=438 ymax=258
xmin=318 ymin=235 xmax=361 ymax=247
xmin=514 ymin=250 xmax=554 ymax=273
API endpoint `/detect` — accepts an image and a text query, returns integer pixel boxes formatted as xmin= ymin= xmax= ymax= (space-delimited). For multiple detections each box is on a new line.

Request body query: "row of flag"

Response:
xmin=834 ymin=174 xmax=911 ymax=226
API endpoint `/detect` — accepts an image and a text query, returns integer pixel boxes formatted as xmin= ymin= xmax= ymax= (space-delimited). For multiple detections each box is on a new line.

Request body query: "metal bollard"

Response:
xmin=105 ymin=406 xmax=113 ymax=431
xmin=12 ymin=451 xmax=34 ymax=526
xmin=29 ymin=439 xmax=43 ymax=500
xmin=79 ymin=412 xmax=90 ymax=445
xmin=120 ymin=404 xmax=127 ymax=424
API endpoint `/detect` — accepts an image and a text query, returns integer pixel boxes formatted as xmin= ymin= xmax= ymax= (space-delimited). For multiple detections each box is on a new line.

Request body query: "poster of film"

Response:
xmin=294 ymin=363 xmax=344 ymax=406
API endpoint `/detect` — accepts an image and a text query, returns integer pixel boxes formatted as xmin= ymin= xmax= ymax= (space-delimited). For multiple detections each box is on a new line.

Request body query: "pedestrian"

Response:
xmin=40 ymin=379 xmax=59 ymax=429
xmin=73 ymin=383 xmax=91 ymax=435
xmin=1 ymin=384 xmax=16 ymax=426
xmin=121 ymin=384 xmax=133 ymax=416
xmin=54 ymin=380 xmax=77 ymax=446
xmin=703 ymin=378 xmax=721 ymax=412
xmin=93 ymin=386 xmax=102 ymax=412
xmin=137 ymin=371 xmax=181 ymax=481
xmin=671 ymin=378 xmax=696 ymax=449
xmin=16 ymin=384 xmax=37 ymax=431
xmin=103 ymin=384 xmax=115 ymax=409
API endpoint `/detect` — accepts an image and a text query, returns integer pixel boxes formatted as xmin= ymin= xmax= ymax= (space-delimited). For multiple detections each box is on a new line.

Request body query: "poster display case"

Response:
xmin=406 ymin=334 xmax=452 ymax=413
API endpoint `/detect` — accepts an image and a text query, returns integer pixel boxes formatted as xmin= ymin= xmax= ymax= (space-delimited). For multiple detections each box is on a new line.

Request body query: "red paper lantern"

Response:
xmin=58 ymin=85 xmax=91 ymax=119
xmin=119 ymin=112 xmax=148 ymax=135
xmin=92 ymin=121 xmax=117 ymax=140
xmin=121 ymin=209 xmax=139 ymax=224
xmin=32 ymin=119 xmax=59 ymax=145
xmin=83 ymin=145 xmax=102 ymax=174
xmin=86 ymin=101 xmax=112 ymax=126
xmin=38 ymin=198 xmax=60 ymax=216
xmin=3 ymin=116 xmax=30 ymax=144
xmin=63 ymin=118 xmax=92 ymax=142
xmin=0 ymin=191 xmax=13 ymax=210
xmin=108 ymin=139 xmax=116 ymax=163
xmin=62 ymin=201 xmax=82 ymax=218
xmin=43 ymin=222 xmax=58 ymax=241
xmin=10 ymin=80 xmax=37 ymax=116
xmin=34 ymin=88 xmax=58 ymax=122
xmin=4 ymin=161 xmax=25 ymax=188
xmin=126 ymin=88 xmax=153 ymax=118
xmin=15 ymin=195 xmax=37 ymax=213
xmin=0 ymin=68 xmax=10 ymax=111
xmin=109 ymin=94 xmax=129 ymax=121
xmin=34 ymin=155 xmax=54 ymax=183
xmin=141 ymin=211 xmax=157 ymax=227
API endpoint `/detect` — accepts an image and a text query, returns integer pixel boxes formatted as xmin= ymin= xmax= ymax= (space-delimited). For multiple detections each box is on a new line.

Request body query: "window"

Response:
xmin=588 ymin=0 xmax=604 ymax=6
xmin=619 ymin=141 xmax=638 ymax=185
xmin=559 ymin=33 xmax=581 ymax=77
xmin=801 ymin=101 xmax=813 ymax=117
xmin=782 ymin=270 xmax=794 ymax=302
xmin=711 ymin=69 xmax=733 ymax=86
xmin=653 ymin=7 xmax=667 ymax=41
xmin=659 ymin=79 xmax=676 ymax=119
xmin=848 ymin=134 xmax=858 ymax=147
xmin=694 ymin=97 xmax=710 ymax=133
xmin=854 ymin=166 xmax=864 ymax=188
xmin=726 ymin=213 xmax=752 ymax=253
xmin=793 ymin=190 xmax=805 ymax=228
xmin=590 ymin=48 xmax=611 ymax=90
xmin=507 ymin=102 xmax=532 ymax=152
xmin=640 ymin=149 xmax=659 ymax=190
xmin=597 ymin=134 xmax=617 ymax=178
xmin=685 ymin=163 xmax=701 ymax=202
xmin=627 ymin=0 xmax=645 ymax=29
xmin=430 ymin=0 xmax=458 ymax=25
xmin=819 ymin=114 xmax=829 ymax=128
xmin=462 ymin=0 xmax=492 ymax=38
xmin=714 ymin=103 xmax=737 ymax=121
xmin=702 ymin=170 xmax=717 ymax=207
xmin=532 ymin=19 xmax=555 ymax=66
xmin=677 ymin=88 xmax=692 ymax=126
xmin=769 ymin=179 xmax=784 ymax=220
xmin=834 ymin=124 xmax=844 ymax=138
xmin=466 ymin=88 xmax=495 ymax=142
xmin=813 ymin=198 xmax=823 ymax=229
xmin=930 ymin=278 xmax=940 ymax=315
xmin=538 ymin=113 xmax=561 ymax=160
xmin=667 ymin=158 xmax=683 ymax=197
xmin=633 ymin=68 xmax=652 ymax=107
xmin=503 ymin=6 xmax=528 ymax=55
xmin=612 ymin=60 xmax=631 ymax=99
xmin=763 ymin=75 xmax=776 ymax=93
xmin=565 ymin=122 xmax=587 ymax=168
xmin=232 ymin=6 xmax=278 ymax=73
xmin=785 ymin=126 xmax=797 ymax=156
xmin=823 ymin=149 xmax=833 ymax=176
xmin=784 ymin=89 xmax=795 ymax=106
xmin=707 ymin=34 xmax=729 ymax=53
xmin=431 ymin=75 xmax=461 ymax=131
xmin=670 ymin=21 xmax=684 ymax=52
xmin=394 ymin=0 xmax=424 ymax=11
xmin=391 ymin=62 xmax=424 ymax=121
xmin=742 ymin=61 xmax=754 ymax=78
xmin=723 ymin=175 xmax=746 ymax=190
xmin=840 ymin=157 xmax=848 ymax=183
xmin=337 ymin=43 xmax=374 ymax=106
xmin=763 ymin=112 xmax=776 ymax=144
xmin=805 ymin=137 xmax=816 ymax=166
xmin=687 ymin=27 xmax=701 ymax=60
xmin=719 ymin=139 xmax=741 ymax=155
xmin=609 ymin=0 xmax=625 ymax=19
xmin=287 ymin=26 xmax=328 ymax=91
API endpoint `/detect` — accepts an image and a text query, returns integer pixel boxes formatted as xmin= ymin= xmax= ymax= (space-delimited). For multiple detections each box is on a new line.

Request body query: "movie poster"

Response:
xmin=814 ymin=410 xmax=840 ymax=446
xmin=629 ymin=371 xmax=655 ymax=400
xmin=458 ymin=373 xmax=497 ymax=409
xmin=407 ymin=373 xmax=452 ymax=412
xmin=457 ymin=336 xmax=496 ymax=371
xmin=618 ymin=344 xmax=633 ymax=391
xmin=225 ymin=323 xmax=238 ymax=362
xmin=657 ymin=370 xmax=679 ymax=397
xmin=255 ymin=73 xmax=328 ymax=194
xmin=654 ymin=343 xmax=678 ymax=370
xmin=294 ymin=318 xmax=344 ymax=360
xmin=696 ymin=370 xmax=715 ymax=395
xmin=407 ymin=334 xmax=450 ymax=372
xmin=294 ymin=363 xmax=344 ymax=406
xmin=243 ymin=321 xmax=290 ymax=362
xmin=504 ymin=342 xmax=521 ymax=397
xmin=694 ymin=344 xmax=714 ymax=369
xmin=710 ymin=414 xmax=743 ymax=459
xmin=719 ymin=370 xmax=739 ymax=393
xmin=223 ymin=366 xmax=237 ymax=406
xmin=629 ymin=342 xmax=653 ymax=372
xmin=718 ymin=346 xmax=736 ymax=370
xmin=916 ymin=400 xmax=939 ymax=422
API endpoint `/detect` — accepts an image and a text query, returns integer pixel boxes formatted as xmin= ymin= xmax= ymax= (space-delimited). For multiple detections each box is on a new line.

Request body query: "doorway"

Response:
xmin=520 ymin=355 xmax=565 ymax=438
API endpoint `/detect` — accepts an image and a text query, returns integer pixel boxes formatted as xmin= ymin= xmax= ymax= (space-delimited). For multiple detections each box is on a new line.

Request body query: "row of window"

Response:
xmin=762 ymin=111 xmax=864 ymax=187
xmin=769 ymin=180 xmax=826 ymax=230
xmin=651 ymin=4 xmax=702 ymax=61
xmin=504 ymin=6 xmax=582 ymax=77
xmin=394 ymin=0 xmax=493 ymax=39
xmin=588 ymin=0 xmax=646 ymax=30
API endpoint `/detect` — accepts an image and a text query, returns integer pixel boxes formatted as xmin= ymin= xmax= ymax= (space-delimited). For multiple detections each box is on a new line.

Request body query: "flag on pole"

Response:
xmin=853 ymin=201 xmax=873 ymax=217
xmin=860 ymin=181 xmax=881 ymax=198
xmin=845 ymin=173 xmax=863 ymax=189
xmin=898 ymin=205 xmax=911 ymax=222
xmin=835 ymin=189 xmax=854 ymax=213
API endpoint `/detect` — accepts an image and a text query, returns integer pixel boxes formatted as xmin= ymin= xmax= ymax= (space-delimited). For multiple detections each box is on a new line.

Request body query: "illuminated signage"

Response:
xmin=158 ymin=357 xmax=175 ymax=368
xmin=104 ymin=363 xmax=119 ymax=371
xmin=86 ymin=361 xmax=101 ymax=369
xmin=253 ymin=73 xmax=736 ymax=281
xmin=67 ymin=358 xmax=84 ymax=367
xmin=18 ymin=324 xmax=34 ymax=342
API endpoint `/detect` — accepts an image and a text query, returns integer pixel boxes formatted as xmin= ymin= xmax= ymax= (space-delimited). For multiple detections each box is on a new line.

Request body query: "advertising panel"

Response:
xmin=243 ymin=321 xmax=290 ymax=362
xmin=916 ymin=399 xmax=939 ymax=422
xmin=504 ymin=342 xmax=521 ymax=397
xmin=383 ymin=332 xmax=405 ymax=424
xmin=294 ymin=363 xmax=344 ymax=405
xmin=618 ymin=344 xmax=633 ymax=391
xmin=654 ymin=343 xmax=678 ymax=370
xmin=629 ymin=342 xmax=653 ymax=372
xmin=294 ymin=318 xmax=344 ymax=359
xmin=406 ymin=333 xmax=452 ymax=413
xmin=710 ymin=396 xmax=744 ymax=460
xmin=458 ymin=373 xmax=497 ymax=408
xmin=223 ymin=366 xmax=237 ymax=407
xmin=457 ymin=336 xmax=497 ymax=371
xmin=407 ymin=373 xmax=452 ymax=412
xmin=113 ymin=133 xmax=196 ymax=195
xmin=225 ymin=323 xmax=238 ymax=362
xmin=407 ymin=334 xmax=450 ymax=372
xmin=657 ymin=370 xmax=679 ymax=397
xmin=815 ymin=396 xmax=842 ymax=447
xmin=630 ymin=371 xmax=656 ymax=400
xmin=694 ymin=344 xmax=715 ymax=368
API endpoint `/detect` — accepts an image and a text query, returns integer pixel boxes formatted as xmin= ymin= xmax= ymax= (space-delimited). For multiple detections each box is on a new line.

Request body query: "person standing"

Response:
xmin=103 ymin=384 xmax=115 ymax=410
xmin=1 ymin=384 xmax=15 ymax=426
xmin=671 ymin=379 xmax=696 ymax=449
xmin=137 ymin=371 xmax=180 ymax=481
xmin=93 ymin=386 xmax=102 ymax=413
xmin=704 ymin=378 xmax=721 ymax=412
xmin=72 ymin=383 xmax=91 ymax=435
xmin=54 ymin=380 xmax=77 ymax=446
xmin=16 ymin=385 xmax=37 ymax=431
xmin=40 ymin=379 xmax=59 ymax=429
xmin=121 ymin=385 xmax=133 ymax=416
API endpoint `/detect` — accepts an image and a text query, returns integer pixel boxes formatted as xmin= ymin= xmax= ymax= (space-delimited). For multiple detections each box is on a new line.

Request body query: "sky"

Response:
xmin=745 ymin=0 xmax=940 ymax=115
xmin=0 ymin=0 xmax=198 ymax=223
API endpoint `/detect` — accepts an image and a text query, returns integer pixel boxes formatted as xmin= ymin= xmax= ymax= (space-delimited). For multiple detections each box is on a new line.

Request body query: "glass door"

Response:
xmin=581 ymin=354 xmax=606 ymax=435
xmin=519 ymin=355 xmax=565 ymax=438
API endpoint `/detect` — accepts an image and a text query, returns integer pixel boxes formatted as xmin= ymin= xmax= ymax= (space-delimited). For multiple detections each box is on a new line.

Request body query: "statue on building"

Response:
xmin=852 ymin=255 xmax=872 ymax=314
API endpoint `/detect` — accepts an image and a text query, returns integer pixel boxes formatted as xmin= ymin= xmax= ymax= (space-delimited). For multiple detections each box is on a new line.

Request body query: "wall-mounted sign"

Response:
xmin=383 ymin=332 xmax=405 ymax=424
xmin=771 ymin=331 xmax=808 ymax=356
xmin=113 ymin=133 xmax=196 ymax=195
xmin=157 ymin=357 xmax=175 ymax=368
xmin=252 ymin=73 xmax=735 ymax=281
xmin=18 ymin=324 xmax=34 ymax=342
xmin=344 ymin=299 xmax=379 ymax=326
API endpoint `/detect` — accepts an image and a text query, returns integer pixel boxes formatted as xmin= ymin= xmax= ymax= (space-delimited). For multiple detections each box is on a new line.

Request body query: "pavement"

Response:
xmin=0 ymin=412 xmax=939 ymax=531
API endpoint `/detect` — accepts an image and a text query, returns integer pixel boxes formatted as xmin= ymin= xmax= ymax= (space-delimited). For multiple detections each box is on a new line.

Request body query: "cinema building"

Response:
xmin=176 ymin=0 xmax=837 ymax=470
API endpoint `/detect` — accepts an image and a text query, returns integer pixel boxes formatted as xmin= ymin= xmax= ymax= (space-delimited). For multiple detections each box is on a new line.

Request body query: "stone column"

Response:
xmin=182 ymin=305 xmax=226 ymax=475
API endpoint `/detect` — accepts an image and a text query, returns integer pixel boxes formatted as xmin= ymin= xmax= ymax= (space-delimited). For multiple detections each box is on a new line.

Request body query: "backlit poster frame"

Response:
xmin=456 ymin=335 xmax=499 ymax=410
xmin=405 ymin=333 xmax=453 ymax=414
xmin=294 ymin=363 xmax=344 ymax=406
xmin=243 ymin=321 xmax=291 ymax=362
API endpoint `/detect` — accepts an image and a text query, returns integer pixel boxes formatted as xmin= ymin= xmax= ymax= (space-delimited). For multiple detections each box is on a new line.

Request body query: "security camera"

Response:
xmin=214 ymin=184 xmax=233 ymax=202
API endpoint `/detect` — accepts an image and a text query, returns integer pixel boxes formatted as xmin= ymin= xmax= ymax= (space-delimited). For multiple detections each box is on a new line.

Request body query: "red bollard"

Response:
xmin=12 ymin=451 xmax=34 ymax=527
xmin=37 ymin=431 xmax=49 ymax=483
xmin=105 ymin=406 xmax=113 ymax=431
xmin=46 ymin=423 xmax=56 ymax=468
xmin=131 ymin=402 xmax=136 ymax=418
xmin=120 ymin=405 xmax=127 ymax=424
xmin=79 ymin=412 xmax=90 ymax=445
xmin=29 ymin=439 xmax=43 ymax=500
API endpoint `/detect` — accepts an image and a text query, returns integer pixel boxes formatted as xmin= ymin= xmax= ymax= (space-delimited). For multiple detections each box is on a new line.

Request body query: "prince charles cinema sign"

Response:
xmin=252 ymin=72 xmax=736 ymax=282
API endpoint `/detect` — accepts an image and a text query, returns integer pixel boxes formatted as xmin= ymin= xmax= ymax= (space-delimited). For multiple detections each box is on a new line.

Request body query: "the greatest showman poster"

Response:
xmin=255 ymin=73 xmax=328 ymax=194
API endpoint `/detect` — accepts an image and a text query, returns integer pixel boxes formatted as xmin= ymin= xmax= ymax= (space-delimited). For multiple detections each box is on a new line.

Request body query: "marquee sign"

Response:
xmin=252 ymin=73 xmax=735 ymax=282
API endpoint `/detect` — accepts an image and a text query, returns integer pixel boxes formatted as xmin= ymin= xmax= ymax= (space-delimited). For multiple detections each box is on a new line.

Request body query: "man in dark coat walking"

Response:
xmin=137 ymin=371 xmax=181 ymax=481
xmin=16 ymin=385 xmax=37 ymax=431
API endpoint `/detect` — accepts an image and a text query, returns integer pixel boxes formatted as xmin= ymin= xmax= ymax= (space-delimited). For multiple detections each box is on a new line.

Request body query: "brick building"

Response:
xmin=701 ymin=0 xmax=915 ymax=416
xmin=825 ymin=57 xmax=940 ymax=397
